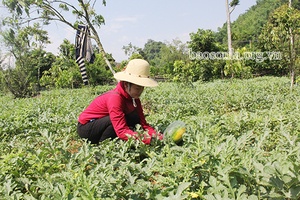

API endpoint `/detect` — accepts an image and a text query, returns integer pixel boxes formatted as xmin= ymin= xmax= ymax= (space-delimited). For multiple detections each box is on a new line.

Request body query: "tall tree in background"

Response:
xmin=2 ymin=0 xmax=115 ymax=75
xmin=1 ymin=23 xmax=51 ymax=97
xmin=259 ymin=4 xmax=300 ymax=87
xmin=225 ymin=0 xmax=239 ymax=58
xmin=142 ymin=39 xmax=167 ymax=66
xmin=188 ymin=29 xmax=224 ymax=81
xmin=288 ymin=0 xmax=296 ymax=87
xmin=40 ymin=39 xmax=83 ymax=89
xmin=122 ymin=42 xmax=143 ymax=58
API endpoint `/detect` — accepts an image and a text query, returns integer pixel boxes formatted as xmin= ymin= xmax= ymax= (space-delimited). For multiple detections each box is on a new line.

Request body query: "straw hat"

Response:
xmin=114 ymin=59 xmax=158 ymax=87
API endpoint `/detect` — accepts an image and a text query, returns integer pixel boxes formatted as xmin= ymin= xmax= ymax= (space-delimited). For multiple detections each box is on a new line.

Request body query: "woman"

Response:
xmin=77 ymin=59 xmax=163 ymax=144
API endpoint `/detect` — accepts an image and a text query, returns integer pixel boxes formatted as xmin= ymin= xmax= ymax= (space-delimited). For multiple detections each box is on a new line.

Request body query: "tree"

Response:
xmin=86 ymin=53 xmax=115 ymax=86
xmin=189 ymin=29 xmax=220 ymax=53
xmin=122 ymin=42 xmax=144 ymax=58
xmin=41 ymin=39 xmax=115 ymax=88
xmin=58 ymin=39 xmax=76 ymax=60
xmin=157 ymin=39 xmax=189 ymax=76
xmin=223 ymin=47 xmax=252 ymax=79
xmin=188 ymin=29 xmax=224 ymax=81
xmin=142 ymin=39 xmax=167 ymax=66
xmin=28 ymin=49 xmax=56 ymax=90
xmin=2 ymin=0 xmax=115 ymax=75
xmin=40 ymin=39 xmax=81 ymax=89
xmin=1 ymin=22 xmax=51 ymax=97
xmin=259 ymin=4 xmax=300 ymax=87
xmin=225 ymin=0 xmax=239 ymax=58
xmin=0 ymin=68 xmax=6 ymax=93
xmin=229 ymin=0 xmax=285 ymax=48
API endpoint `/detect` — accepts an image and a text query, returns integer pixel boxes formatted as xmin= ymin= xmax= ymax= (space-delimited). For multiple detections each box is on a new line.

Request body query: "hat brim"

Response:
xmin=114 ymin=72 xmax=158 ymax=87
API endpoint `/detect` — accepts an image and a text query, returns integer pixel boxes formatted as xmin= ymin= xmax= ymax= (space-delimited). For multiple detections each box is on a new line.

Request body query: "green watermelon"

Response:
xmin=164 ymin=121 xmax=186 ymax=144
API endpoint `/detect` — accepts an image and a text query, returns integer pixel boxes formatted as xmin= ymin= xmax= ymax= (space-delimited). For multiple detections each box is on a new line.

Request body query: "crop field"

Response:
xmin=0 ymin=76 xmax=300 ymax=199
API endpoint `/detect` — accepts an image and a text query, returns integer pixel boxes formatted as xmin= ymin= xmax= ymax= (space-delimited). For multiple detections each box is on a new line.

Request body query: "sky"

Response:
xmin=1 ymin=0 xmax=258 ymax=62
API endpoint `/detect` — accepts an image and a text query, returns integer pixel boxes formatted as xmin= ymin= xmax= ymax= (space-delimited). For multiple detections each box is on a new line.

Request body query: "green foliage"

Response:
xmin=39 ymin=39 xmax=84 ymax=89
xmin=187 ymin=28 xmax=225 ymax=81
xmin=130 ymin=53 xmax=144 ymax=60
xmin=2 ymin=0 xmax=107 ymax=28
xmin=188 ymin=59 xmax=225 ymax=82
xmin=85 ymin=54 xmax=114 ymax=86
xmin=259 ymin=4 xmax=300 ymax=83
xmin=0 ymin=19 xmax=51 ymax=97
xmin=0 ymin=68 xmax=8 ymax=94
xmin=2 ymin=66 xmax=39 ymax=98
xmin=40 ymin=39 xmax=114 ymax=88
xmin=1 ymin=77 xmax=300 ymax=199
xmin=122 ymin=42 xmax=144 ymax=58
xmin=142 ymin=39 xmax=167 ymax=66
xmin=172 ymin=60 xmax=193 ymax=82
xmin=29 ymin=50 xmax=56 ymax=80
xmin=217 ymin=0 xmax=285 ymax=47
xmin=188 ymin=29 xmax=220 ymax=53
xmin=122 ymin=39 xmax=190 ymax=80
xmin=40 ymin=63 xmax=81 ymax=89
xmin=3 ymin=0 xmax=299 ymax=93
xmin=215 ymin=0 xmax=291 ymax=79
xmin=58 ymin=39 xmax=76 ymax=60
xmin=156 ymin=39 xmax=189 ymax=77
xmin=259 ymin=4 xmax=300 ymax=53
xmin=223 ymin=47 xmax=253 ymax=79
xmin=229 ymin=0 xmax=239 ymax=7
xmin=1 ymin=0 xmax=117 ymax=76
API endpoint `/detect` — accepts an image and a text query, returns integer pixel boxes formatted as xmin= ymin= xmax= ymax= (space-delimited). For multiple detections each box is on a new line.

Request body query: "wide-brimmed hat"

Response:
xmin=114 ymin=59 xmax=158 ymax=87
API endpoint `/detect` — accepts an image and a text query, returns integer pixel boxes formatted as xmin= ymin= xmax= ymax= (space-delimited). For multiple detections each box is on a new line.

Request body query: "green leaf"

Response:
xmin=290 ymin=186 xmax=300 ymax=199
xmin=269 ymin=176 xmax=284 ymax=189
xmin=176 ymin=182 xmax=191 ymax=196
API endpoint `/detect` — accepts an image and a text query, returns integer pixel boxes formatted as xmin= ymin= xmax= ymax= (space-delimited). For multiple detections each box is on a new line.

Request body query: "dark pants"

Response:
xmin=77 ymin=110 xmax=140 ymax=144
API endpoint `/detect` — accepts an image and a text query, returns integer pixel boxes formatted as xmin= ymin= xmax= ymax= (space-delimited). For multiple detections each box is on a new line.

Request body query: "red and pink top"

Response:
xmin=78 ymin=82 xmax=157 ymax=141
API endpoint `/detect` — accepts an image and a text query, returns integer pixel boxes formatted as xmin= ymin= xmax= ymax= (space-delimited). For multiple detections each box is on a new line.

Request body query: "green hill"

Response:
xmin=216 ymin=0 xmax=287 ymax=48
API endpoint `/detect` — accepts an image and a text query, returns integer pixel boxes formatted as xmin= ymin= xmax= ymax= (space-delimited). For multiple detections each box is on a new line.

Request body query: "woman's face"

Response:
xmin=125 ymin=82 xmax=144 ymax=99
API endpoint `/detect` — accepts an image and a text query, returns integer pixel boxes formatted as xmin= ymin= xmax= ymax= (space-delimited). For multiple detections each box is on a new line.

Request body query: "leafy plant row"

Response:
xmin=0 ymin=77 xmax=299 ymax=199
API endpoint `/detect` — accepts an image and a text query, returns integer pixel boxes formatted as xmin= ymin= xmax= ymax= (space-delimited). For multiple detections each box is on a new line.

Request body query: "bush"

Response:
xmin=3 ymin=67 xmax=39 ymax=98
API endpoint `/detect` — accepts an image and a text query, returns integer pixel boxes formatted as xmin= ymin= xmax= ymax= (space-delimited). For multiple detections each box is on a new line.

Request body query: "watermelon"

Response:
xmin=164 ymin=121 xmax=186 ymax=144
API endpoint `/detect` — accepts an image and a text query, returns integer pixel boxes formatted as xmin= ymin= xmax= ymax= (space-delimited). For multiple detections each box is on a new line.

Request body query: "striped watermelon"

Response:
xmin=164 ymin=121 xmax=186 ymax=144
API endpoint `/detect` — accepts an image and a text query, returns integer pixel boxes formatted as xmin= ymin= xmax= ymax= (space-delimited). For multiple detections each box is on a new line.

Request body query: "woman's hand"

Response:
xmin=153 ymin=132 xmax=164 ymax=140
xmin=142 ymin=134 xmax=152 ymax=144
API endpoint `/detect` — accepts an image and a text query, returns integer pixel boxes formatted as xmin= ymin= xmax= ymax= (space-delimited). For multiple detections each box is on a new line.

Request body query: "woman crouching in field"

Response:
xmin=77 ymin=59 xmax=163 ymax=145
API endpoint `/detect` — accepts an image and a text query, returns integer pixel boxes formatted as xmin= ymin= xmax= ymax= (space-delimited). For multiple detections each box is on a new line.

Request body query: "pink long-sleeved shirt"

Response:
xmin=78 ymin=82 xmax=156 ymax=141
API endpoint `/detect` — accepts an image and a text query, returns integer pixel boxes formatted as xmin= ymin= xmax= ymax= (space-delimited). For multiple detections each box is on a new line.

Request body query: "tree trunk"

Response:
xmin=289 ymin=0 xmax=295 ymax=88
xmin=95 ymin=38 xmax=116 ymax=75
xmin=290 ymin=69 xmax=295 ymax=87
xmin=289 ymin=32 xmax=295 ymax=88
xmin=89 ymin=26 xmax=115 ymax=75
xmin=226 ymin=0 xmax=233 ymax=58
xmin=226 ymin=0 xmax=234 ymax=78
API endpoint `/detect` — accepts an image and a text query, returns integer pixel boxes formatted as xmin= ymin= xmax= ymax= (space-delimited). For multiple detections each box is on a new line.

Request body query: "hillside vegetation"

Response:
xmin=1 ymin=0 xmax=300 ymax=98
xmin=1 ymin=77 xmax=299 ymax=199
xmin=217 ymin=0 xmax=288 ymax=46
